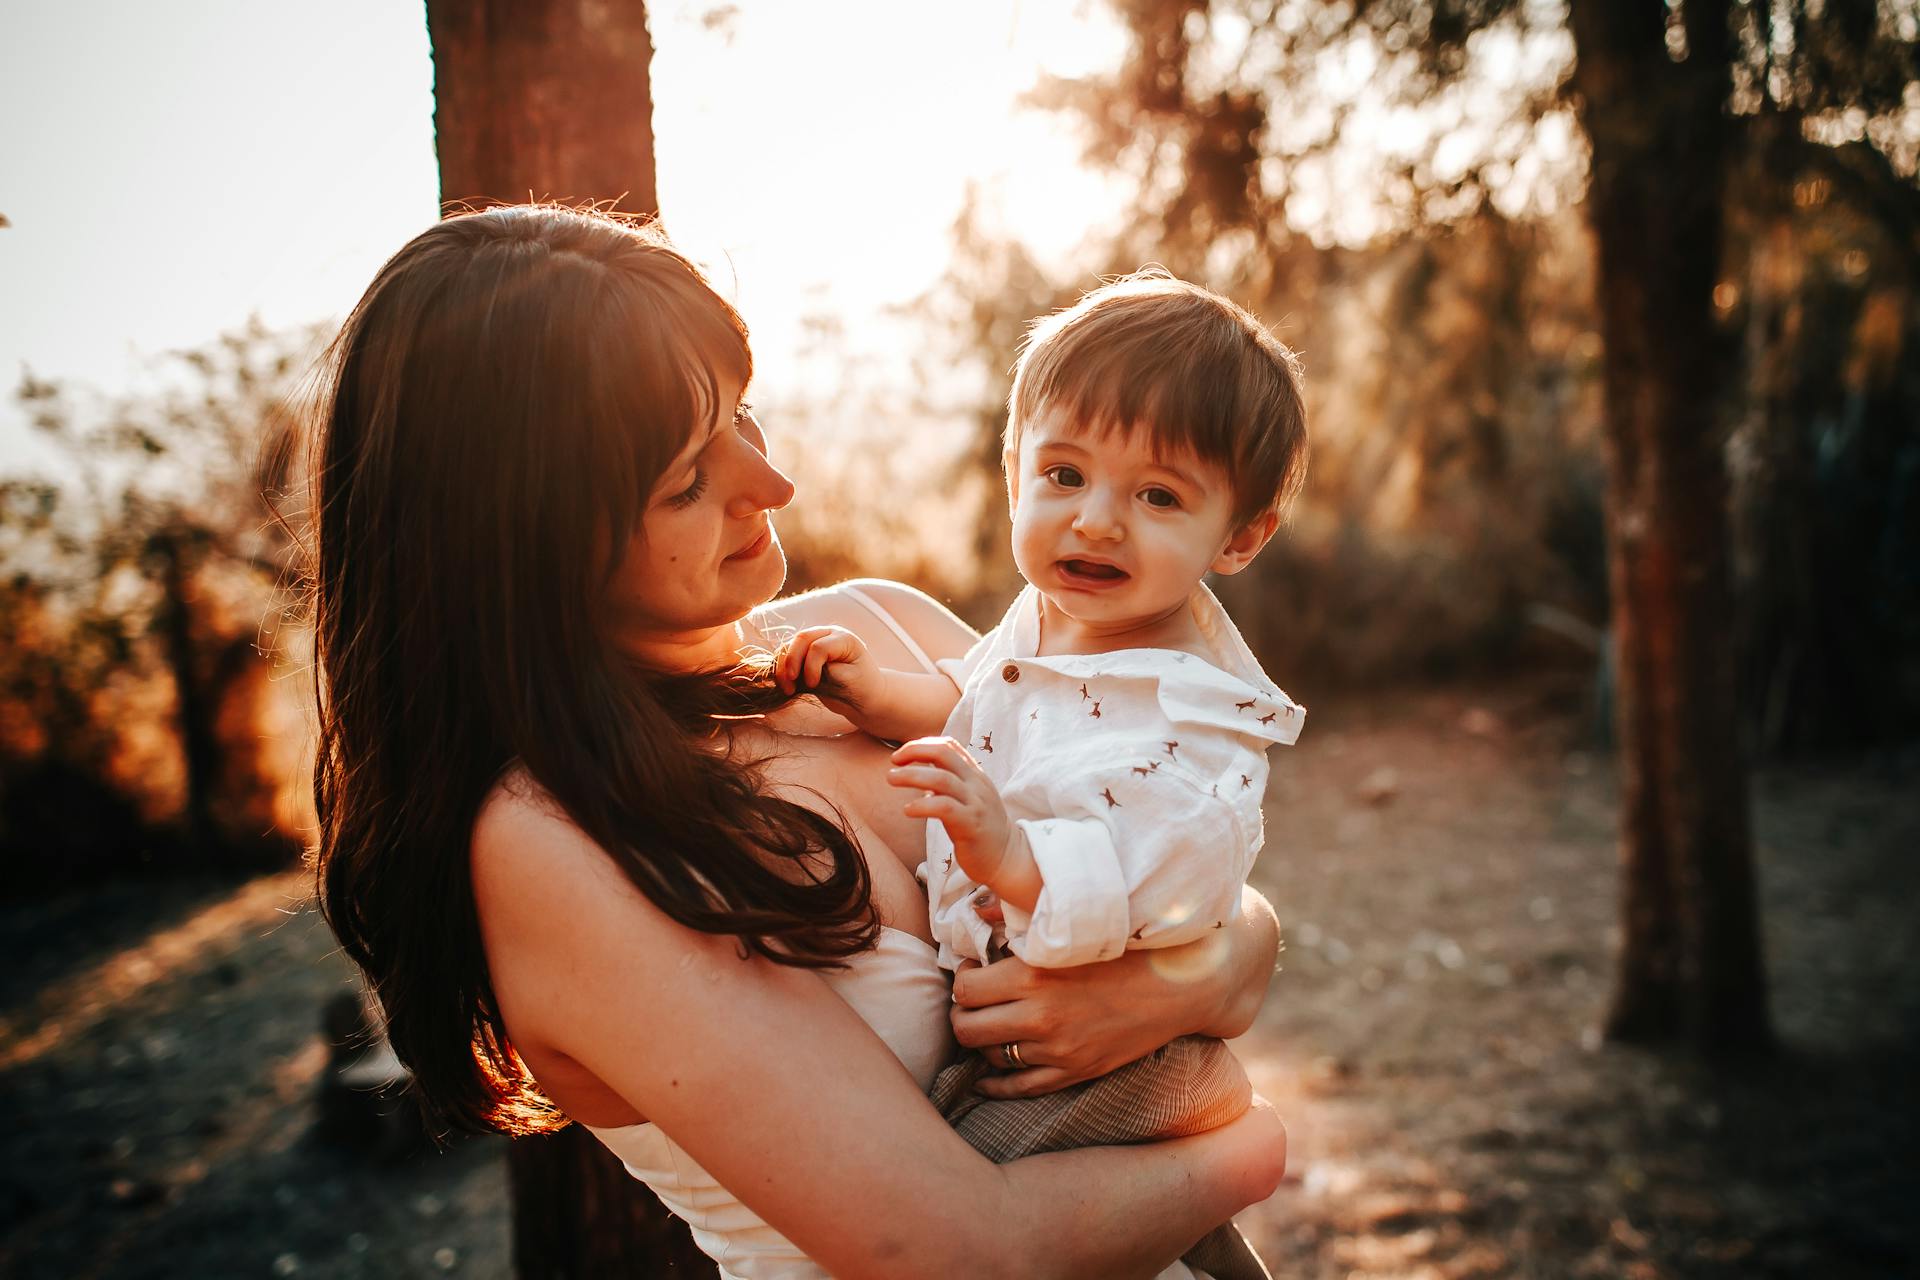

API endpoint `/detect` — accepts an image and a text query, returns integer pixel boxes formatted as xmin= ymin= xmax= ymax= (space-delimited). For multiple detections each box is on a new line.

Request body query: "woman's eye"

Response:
xmin=1142 ymin=487 xmax=1180 ymax=510
xmin=666 ymin=468 xmax=710 ymax=509
xmin=1045 ymin=465 xmax=1084 ymax=488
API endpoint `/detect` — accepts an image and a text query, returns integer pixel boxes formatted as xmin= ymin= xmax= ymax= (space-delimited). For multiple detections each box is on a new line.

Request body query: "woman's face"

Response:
xmin=606 ymin=372 xmax=796 ymax=651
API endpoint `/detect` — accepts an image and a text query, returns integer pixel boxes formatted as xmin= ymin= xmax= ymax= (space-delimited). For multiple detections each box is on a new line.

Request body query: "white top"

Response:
xmin=582 ymin=584 xmax=1216 ymax=1279
xmin=926 ymin=583 xmax=1302 ymax=970
xmin=585 ymin=924 xmax=1208 ymax=1279
xmin=583 ymin=927 xmax=953 ymax=1280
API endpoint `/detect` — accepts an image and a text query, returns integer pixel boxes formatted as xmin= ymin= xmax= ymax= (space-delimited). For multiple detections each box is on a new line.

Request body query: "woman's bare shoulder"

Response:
xmin=469 ymin=770 xmax=656 ymax=945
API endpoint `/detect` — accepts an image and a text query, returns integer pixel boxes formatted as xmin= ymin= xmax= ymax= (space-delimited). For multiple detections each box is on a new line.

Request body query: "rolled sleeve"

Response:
xmin=1002 ymin=818 xmax=1134 ymax=968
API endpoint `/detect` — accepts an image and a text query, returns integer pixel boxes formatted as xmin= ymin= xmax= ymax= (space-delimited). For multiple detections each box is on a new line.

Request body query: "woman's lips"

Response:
xmin=727 ymin=528 xmax=773 ymax=561
xmin=1057 ymin=557 xmax=1129 ymax=588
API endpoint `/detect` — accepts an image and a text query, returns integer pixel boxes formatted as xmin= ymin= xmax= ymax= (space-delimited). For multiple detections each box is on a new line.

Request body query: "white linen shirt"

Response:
xmin=923 ymin=583 xmax=1303 ymax=970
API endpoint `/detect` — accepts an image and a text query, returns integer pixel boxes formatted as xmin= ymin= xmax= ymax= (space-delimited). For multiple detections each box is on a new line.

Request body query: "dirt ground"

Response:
xmin=3 ymin=677 xmax=1916 ymax=1279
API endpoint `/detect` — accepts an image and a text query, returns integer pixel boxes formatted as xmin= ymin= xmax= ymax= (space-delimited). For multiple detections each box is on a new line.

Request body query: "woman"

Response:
xmin=310 ymin=204 xmax=1286 ymax=1279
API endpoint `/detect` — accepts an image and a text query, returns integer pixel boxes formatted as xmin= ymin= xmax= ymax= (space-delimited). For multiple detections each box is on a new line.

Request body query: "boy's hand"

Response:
xmin=774 ymin=625 xmax=874 ymax=718
xmin=887 ymin=737 xmax=1016 ymax=891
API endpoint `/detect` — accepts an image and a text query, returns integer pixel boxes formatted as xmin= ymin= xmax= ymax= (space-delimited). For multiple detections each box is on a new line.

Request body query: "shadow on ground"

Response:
xmin=3 ymin=678 xmax=1915 ymax=1278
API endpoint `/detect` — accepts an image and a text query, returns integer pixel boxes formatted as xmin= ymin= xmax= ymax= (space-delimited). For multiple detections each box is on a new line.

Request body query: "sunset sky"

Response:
xmin=0 ymin=0 xmax=1129 ymax=442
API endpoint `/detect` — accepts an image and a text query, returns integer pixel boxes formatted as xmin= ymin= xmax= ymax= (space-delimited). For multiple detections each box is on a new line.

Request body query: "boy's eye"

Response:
xmin=1044 ymin=465 xmax=1084 ymax=488
xmin=1142 ymin=487 xmax=1180 ymax=510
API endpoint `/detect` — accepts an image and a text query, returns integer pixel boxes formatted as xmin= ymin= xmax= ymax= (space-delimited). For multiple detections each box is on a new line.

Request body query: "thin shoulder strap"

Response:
xmin=839 ymin=583 xmax=941 ymax=676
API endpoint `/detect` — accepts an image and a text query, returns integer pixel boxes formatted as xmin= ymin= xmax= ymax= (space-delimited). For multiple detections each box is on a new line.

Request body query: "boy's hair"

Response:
xmin=1006 ymin=269 xmax=1308 ymax=527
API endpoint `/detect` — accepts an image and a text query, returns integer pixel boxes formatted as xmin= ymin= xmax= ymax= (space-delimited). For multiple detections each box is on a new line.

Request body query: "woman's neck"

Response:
xmin=619 ymin=618 xmax=759 ymax=675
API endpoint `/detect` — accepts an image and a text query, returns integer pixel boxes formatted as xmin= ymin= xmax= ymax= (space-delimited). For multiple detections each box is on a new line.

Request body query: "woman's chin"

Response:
xmin=728 ymin=539 xmax=789 ymax=611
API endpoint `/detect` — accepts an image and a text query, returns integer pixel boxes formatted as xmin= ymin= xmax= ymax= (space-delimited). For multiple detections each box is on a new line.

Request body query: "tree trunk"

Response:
xmin=508 ymin=1128 xmax=715 ymax=1279
xmin=152 ymin=527 xmax=221 ymax=857
xmin=423 ymin=3 xmax=712 ymax=1272
xmin=1568 ymin=0 xmax=1770 ymax=1054
xmin=425 ymin=0 xmax=660 ymax=214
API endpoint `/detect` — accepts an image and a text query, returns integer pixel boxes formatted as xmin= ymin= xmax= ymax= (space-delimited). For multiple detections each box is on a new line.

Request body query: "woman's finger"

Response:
xmin=974 ymin=1065 xmax=1084 ymax=1099
xmin=949 ymin=997 xmax=1037 ymax=1049
xmin=949 ymin=954 xmax=1037 ymax=1010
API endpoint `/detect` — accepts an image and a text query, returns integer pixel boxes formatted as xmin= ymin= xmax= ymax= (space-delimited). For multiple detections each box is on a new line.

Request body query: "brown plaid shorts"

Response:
xmin=929 ymin=1034 xmax=1272 ymax=1280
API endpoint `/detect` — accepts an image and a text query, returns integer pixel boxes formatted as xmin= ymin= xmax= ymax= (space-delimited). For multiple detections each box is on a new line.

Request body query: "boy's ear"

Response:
xmin=1002 ymin=448 xmax=1021 ymax=513
xmin=1211 ymin=508 xmax=1281 ymax=576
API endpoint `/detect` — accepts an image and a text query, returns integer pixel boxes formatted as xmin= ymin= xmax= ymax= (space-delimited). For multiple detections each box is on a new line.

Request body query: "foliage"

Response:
xmin=922 ymin=0 xmax=1920 ymax=735
xmin=0 ymin=321 xmax=317 ymax=887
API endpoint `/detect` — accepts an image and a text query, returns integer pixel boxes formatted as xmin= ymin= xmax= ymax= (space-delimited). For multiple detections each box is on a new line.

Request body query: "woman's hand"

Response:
xmin=949 ymin=886 xmax=1280 ymax=1098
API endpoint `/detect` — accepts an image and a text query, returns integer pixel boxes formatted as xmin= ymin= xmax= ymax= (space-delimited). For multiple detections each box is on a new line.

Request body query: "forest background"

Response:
xmin=2 ymin=2 xmax=1917 ymax=1278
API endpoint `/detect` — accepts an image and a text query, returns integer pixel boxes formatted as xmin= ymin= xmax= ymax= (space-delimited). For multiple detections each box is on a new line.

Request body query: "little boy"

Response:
xmin=778 ymin=271 xmax=1307 ymax=1279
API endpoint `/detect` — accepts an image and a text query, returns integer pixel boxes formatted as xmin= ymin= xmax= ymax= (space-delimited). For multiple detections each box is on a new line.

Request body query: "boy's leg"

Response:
xmin=928 ymin=1035 xmax=1270 ymax=1280
xmin=932 ymin=1034 xmax=1249 ymax=1154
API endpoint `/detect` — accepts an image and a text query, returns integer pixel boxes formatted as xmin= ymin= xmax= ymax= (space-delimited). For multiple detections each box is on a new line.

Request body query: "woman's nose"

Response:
xmin=726 ymin=441 xmax=795 ymax=517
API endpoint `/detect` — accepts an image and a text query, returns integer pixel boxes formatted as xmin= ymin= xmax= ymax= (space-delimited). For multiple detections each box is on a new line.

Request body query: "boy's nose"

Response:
xmin=1071 ymin=492 xmax=1125 ymax=540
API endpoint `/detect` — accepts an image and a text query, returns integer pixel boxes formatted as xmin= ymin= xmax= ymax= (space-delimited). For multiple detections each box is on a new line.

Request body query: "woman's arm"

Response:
xmin=472 ymin=791 xmax=1284 ymax=1280
xmin=950 ymin=885 xmax=1281 ymax=1099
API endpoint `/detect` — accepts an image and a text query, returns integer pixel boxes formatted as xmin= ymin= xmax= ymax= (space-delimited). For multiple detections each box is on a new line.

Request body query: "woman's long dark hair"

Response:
xmin=309 ymin=206 xmax=878 ymax=1136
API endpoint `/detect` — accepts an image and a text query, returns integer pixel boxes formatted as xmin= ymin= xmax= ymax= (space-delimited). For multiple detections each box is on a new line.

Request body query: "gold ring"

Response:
xmin=1002 ymin=1041 xmax=1026 ymax=1069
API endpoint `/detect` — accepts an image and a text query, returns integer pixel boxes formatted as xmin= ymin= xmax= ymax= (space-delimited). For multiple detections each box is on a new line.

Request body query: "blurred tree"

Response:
xmin=426 ymin=0 xmax=660 ymax=212
xmin=422 ymin=2 xmax=715 ymax=1274
xmin=1564 ymin=0 xmax=1767 ymax=1050
xmin=1 ymin=324 xmax=310 ymax=888
xmin=1004 ymin=0 xmax=1914 ymax=1052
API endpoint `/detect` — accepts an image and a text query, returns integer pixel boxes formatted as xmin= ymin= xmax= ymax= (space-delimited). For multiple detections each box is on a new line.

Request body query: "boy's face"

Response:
xmin=1006 ymin=409 xmax=1270 ymax=634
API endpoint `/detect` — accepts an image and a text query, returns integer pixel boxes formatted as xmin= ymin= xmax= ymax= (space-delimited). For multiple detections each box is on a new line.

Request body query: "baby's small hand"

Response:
xmin=775 ymin=625 xmax=871 ymax=705
xmin=888 ymin=737 xmax=1015 ymax=890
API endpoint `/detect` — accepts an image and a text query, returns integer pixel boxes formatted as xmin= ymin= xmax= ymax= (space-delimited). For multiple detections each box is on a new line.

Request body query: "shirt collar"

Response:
xmin=1006 ymin=581 xmax=1287 ymax=699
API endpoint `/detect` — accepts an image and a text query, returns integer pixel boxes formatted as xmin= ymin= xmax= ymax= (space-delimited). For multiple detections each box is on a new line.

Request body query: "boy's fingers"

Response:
xmin=890 ymin=736 xmax=974 ymax=771
xmin=902 ymin=795 xmax=965 ymax=823
xmin=803 ymin=645 xmax=832 ymax=689
xmin=886 ymin=764 xmax=963 ymax=796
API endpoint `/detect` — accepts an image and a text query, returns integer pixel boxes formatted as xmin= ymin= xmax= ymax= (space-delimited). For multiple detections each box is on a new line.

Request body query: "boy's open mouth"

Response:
xmin=1059 ymin=558 xmax=1129 ymax=584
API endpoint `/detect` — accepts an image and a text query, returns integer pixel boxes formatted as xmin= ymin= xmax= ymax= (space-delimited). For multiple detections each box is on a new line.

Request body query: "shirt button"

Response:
xmin=1001 ymin=663 xmax=1020 ymax=683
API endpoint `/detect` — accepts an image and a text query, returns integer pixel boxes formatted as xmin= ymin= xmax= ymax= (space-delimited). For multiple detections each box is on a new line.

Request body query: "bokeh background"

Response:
xmin=3 ymin=2 xmax=1917 ymax=1278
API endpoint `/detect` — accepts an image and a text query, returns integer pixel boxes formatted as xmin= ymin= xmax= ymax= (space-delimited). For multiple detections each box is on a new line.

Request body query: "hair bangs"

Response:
xmin=582 ymin=243 xmax=754 ymax=578
xmin=1007 ymin=272 xmax=1309 ymax=525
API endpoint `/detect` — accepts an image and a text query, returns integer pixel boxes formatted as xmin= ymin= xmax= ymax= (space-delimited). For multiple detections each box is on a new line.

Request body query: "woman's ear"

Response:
xmin=1211 ymin=508 xmax=1282 ymax=576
